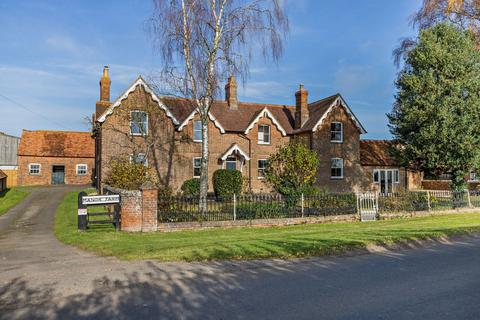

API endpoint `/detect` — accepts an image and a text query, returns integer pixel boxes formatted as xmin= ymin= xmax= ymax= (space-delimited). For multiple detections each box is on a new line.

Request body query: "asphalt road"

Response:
xmin=1 ymin=186 xmax=480 ymax=319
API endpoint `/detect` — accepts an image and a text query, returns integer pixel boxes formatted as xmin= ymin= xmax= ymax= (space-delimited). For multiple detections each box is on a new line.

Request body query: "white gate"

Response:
xmin=357 ymin=192 xmax=378 ymax=221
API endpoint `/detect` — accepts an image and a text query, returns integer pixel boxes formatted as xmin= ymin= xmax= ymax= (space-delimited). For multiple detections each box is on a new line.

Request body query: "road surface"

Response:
xmin=1 ymin=186 xmax=480 ymax=319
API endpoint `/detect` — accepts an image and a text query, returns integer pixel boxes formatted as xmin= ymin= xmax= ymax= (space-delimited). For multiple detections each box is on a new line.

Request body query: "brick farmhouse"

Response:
xmin=93 ymin=67 xmax=421 ymax=194
xmin=17 ymin=130 xmax=94 ymax=186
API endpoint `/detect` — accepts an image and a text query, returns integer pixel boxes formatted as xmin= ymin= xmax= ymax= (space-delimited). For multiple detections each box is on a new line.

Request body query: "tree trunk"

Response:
xmin=199 ymin=118 xmax=209 ymax=212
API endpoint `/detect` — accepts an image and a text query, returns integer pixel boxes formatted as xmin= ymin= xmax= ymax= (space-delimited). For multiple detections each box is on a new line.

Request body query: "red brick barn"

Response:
xmin=17 ymin=130 xmax=95 ymax=186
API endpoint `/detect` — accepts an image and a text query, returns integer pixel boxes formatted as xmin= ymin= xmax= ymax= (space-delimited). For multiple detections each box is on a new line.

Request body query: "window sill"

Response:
xmin=130 ymin=133 xmax=147 ymax=137
xmin=193 ymin=140 xmax=202 ymax=143
xmin=330 ymin=140 xmax=343 ymax=143
xmin=330 ymin=176 xmax=344 ymax=180
xmin=258 ymin=142 xmax=271 ymax=145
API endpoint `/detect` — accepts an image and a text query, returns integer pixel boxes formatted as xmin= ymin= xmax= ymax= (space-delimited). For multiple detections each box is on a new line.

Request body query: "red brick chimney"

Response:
xmin=225 ymin=76 xmax=238 ymax=110
xmin=295 ymin=84 xmax=309 ymax=129
xmin=95 ymin=66 xmax=111 ymax=118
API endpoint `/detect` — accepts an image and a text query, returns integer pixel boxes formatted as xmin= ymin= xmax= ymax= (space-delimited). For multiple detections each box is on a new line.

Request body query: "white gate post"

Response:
xmin=301 ymin=193 xmax=304 ymax=218
xmin=467 ymin=189 xmax=472 ymax=207
xmin=233 ymin=193 xmax=237 ymax=221
xmin=427 ymin=190 xmax=431 ymax=211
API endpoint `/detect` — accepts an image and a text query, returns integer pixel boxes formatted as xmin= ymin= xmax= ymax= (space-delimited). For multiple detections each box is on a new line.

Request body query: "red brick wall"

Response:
xmin=17 ymin=156 xmax=94 ymax=186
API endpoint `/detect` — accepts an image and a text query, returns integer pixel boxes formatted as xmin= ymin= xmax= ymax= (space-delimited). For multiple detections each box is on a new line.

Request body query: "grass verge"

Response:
xmin=0 ymin=187 xmax=32 ymax=215
xmin=55 ymin=190 xmax=480 ymax=262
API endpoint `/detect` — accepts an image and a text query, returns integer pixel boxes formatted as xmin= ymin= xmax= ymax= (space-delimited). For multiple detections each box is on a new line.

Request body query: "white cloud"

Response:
xmin=45 ymin=35 xmax=94 ymax=56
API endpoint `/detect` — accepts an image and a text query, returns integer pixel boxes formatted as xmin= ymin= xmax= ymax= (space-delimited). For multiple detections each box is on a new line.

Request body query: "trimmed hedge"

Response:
xmin=213 ymin=169 xmax=243 ymax=199
xmin=181 ymin=178 xmax=200 ymax=197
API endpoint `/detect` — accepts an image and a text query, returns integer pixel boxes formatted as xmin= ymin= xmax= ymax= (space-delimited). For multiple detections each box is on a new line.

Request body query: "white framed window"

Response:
xmin=373 ymin=169 xmax=400 ymax=184
xmin=394 ymin=169 xmax=400 ymax=183
xmin=258 ymin=159 xmax=268 ymax=179
xmin=331 ymin=122 xmax=343 ymax=142
xmin=130 ymin=153 xmax=147 ymax=167
xmin=373 ymin=169 xmax=380 ymax=183
xmin=258 ymin=125 xmax=271 ymax=144
xmin=470 ymin=171 xmax=478 ymax=181
xmin=130 ymin=111 xmax=148 ymax=136
xmin=28 ymin=163 xmax=41 ymax=175
xmin=76 ymin=164 xmax=87 ymax=176
xmin=193 ymin=157 xmax=201 ymax=177
xmin=331 ymin=158 xmax=343 ymax=179
xmin=225 ymin=156 xmax=237 ymax=171
xmin=193 ymin=120 xmax=202 ymax=142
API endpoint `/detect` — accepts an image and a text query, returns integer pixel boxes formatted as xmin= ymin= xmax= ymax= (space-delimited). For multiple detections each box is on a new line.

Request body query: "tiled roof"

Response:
xmin=18 ymin=130 xmax=95 ymax=158
xmin=294 ymin=94 xmax=340 ymax=133
xmin=360 ymin=140 xmax=399 ymax=166
xmin=0 ymin=169 xmax=6 ymax=179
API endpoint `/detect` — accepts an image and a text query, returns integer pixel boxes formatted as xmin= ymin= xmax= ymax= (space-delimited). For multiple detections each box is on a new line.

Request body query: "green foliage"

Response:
xmin=181 ymin=178 xmax=200 ymax=197
xmin=212 ymin=169 xmax=243 ymax=198
xmin=0 ymin=187 xmax=31 ymax=215
xmin=388 ymin=23 xmax=480 ymax=190
xmin=105 ymin=156 xmax=150 ymax=190
xmin=265 ymin=141 xmax=320 ymax=196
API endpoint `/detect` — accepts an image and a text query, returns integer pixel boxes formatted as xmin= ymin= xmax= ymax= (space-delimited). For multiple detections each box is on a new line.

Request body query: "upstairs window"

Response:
xmin=331 ymin=158 xmax=344 ymax=179
xmin=130 ymin=111 xmax=148 ymax=136
xmin=29 ymin=163 xmax=41 ymax=175
xmin=225 ymin=157 xmax=237 ymax=170
xmin=131 ymin=153 xmax=147 ymax=167
xmin=258 ymin=125 xmax=271 ymax=144
xmin=193 ymin=120 xmax=202 ymax=142
xmin=193 ymin=157 xmax=201 ymax=177
xmin=331 ymin=122 xmax=343 ymax=142
xmin=258 ymin=159 xmax=268 ymax=179
xmin=76 ymin=164 xmax=87 ymax=176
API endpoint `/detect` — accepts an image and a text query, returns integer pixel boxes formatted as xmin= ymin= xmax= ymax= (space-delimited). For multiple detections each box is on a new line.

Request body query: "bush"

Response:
xmin=213 ymin=169 xmax=243 ymax=199
xmin=105 ymin=156 xmax=150 ymax=190
xmin=181 ymin=178 xmax=200 ymax=197
xmin=236 ymin=202 xmax=288 ymax=220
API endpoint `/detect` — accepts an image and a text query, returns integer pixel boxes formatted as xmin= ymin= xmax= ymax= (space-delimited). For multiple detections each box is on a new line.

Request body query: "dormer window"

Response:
xmin=331 ymin=122 xmax=343 ymax=143
xmin=193 ymin=120 xmax=202 ymax=142
xmin=131 ymin=111 xmax=148 ymax=136
xmin=258 ymin=125 xmax=270 ymax=144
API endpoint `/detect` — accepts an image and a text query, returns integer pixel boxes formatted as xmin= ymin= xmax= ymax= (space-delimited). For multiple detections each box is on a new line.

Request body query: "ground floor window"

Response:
xmin=76 ymin=164 xmax=87 ymax=176
xmin=331 ymin=158 xmax=343 ymax=179
xmin=28 ymin=163 xmax=41 ymax=175
xmin=130 ymin=153 xmax=147 ymax=167
xmin=193 ymin=157 xmax=201 ymax=178
xmin=373 ymin=169 xmax=400 ymax=194
xmin=258 ymin=159 xmax=268 ymax=178
xmin=225 ymin=156 xmax=237 ymax=171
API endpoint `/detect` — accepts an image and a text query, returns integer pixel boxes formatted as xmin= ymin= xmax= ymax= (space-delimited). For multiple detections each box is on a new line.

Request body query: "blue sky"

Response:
xmin=0 ymin=0 xmax=420 ymax=138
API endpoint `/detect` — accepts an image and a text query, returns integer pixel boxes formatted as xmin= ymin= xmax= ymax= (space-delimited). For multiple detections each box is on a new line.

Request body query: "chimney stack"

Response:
xmin=96 ymin=66 xmax=111 ymax=118
xmin=225 ymin=76 xmax=238 ymax=110
xmin=295 ymin=84 xmax=309 ymax=129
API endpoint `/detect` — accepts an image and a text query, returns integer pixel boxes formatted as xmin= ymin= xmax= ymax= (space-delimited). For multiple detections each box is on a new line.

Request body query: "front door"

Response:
xmin=52 ymin=165 xmax=65 ymax=184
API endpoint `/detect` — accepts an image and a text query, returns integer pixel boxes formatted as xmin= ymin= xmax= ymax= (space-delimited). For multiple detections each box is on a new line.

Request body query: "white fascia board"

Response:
xmin=220 ymin=144 xmax=251 ymax=161
xmin=312 ymin=96 xmax=367 ymax=134
xmin=244 ymin=107 xmax=287 ymax=136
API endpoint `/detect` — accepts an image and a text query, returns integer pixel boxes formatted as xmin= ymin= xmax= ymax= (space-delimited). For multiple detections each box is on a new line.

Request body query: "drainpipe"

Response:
xmin=238 ymin=133 xmax=252 ymax=192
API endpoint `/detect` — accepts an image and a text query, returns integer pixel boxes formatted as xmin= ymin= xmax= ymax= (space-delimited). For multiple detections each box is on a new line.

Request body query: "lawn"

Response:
xmin=55 ymin=190 xmax=480 ymax=262
xmin=0 ymin=187 xmax=31 ymax=215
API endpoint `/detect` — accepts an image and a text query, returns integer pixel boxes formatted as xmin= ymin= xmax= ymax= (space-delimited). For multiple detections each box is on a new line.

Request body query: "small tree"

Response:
xmin=213 ymin=169 xmax=243 ymax=199
xmin=265 ymin=142 xmax=319 ymax=196
xmin=388 ymin=23 xmax=480 ymax=190
xmin=105 ymin=157 xmax=151 ymax=190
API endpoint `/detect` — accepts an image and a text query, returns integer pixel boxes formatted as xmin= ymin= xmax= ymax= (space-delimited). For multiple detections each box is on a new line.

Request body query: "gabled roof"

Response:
xmin=220 ymin=143 xmax=250 ymax=161
xmin=97 ymin=77 xmax=179 ymax=125
xmin=18 ymin=130 xmax=94 ymax=158
xmin=360 ymin=140 xmax=399 ymax=166
xmin=296 ymin=94 xmax=367 ymax=134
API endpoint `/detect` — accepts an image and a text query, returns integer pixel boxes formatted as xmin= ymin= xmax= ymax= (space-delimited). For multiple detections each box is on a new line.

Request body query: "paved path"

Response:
xmin=1 ymin=186 xmax=480 ymax=319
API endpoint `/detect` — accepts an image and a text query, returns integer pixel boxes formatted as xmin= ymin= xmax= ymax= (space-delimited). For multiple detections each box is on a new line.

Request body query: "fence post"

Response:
xmin=467 ymin=189 xmax=472 ymax=207
xmin=77 ymin=191 xmax=87 ymax=231
xmin=233 ymin=193 xmax=237 ymax=221
xmin=427 ymin=190 xmax=431 ymax=211
xmin=301 ymin=193 xmax=304 ymax=218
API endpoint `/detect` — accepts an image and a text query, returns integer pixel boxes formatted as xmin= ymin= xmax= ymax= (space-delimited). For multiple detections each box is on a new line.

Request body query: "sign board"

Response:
xmin=78 ymin=208 xmax=87 ymax=216
xmin=82 ymin=195 xmax=120 ymax=205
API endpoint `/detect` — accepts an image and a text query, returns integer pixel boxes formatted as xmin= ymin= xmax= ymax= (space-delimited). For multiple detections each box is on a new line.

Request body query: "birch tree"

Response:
xmin=148 ymin=0 xmax=288 ymax=209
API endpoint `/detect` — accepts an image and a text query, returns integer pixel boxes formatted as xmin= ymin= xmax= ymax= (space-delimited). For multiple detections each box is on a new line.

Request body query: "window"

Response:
xmin=225 ymin=157 xmax=237 ymax=170
xmin=373 ymin=169 xmax=400 ymax=184
xmin=28 ymin=163 xmax=41 ymax=175
xmin=331 ymin=122 xmax=343 ymax=142
xmin=394 ymin=169 xmax=400 ymax=183
xmin=373 ymin=169 xmax=380 ymax=183
xmin=331 ymin=158 xmax=343 ymax=179
xmin=193 ymin=157 xmax=201 ymax=177
xmin=258 ymin=159 xmax=268 ymax=179
xmin=131 ymin=153 xmax=147 ymax=167
xmin=193 ymin=120 xmax=202 ymax=142
xmin=76 ymin=164 xmax=87 ymax=176
xmin=470 ymin=171 xmax=478 ymax=181
xmin=130 ymin=111 xmax=148 ymax=136
xmin=258 ymin=125 xmax=270 ymax=144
